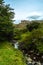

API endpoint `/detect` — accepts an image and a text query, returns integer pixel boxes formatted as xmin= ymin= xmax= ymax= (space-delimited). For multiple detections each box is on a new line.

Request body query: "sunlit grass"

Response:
xmin=0 ymin=42 xmax=26 ymax=65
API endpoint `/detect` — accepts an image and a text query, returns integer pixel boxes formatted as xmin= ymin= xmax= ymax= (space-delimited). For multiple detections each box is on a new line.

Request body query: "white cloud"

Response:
xmin=14 ymin=11 xmax=43 ymax=20
xmin=28 ymin=11 xmax=42 ymax=16
xmin=26 ymin=11 xmax=43 ymax=20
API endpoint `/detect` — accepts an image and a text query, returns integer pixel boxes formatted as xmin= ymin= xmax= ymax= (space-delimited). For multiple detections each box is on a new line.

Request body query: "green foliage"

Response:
xmin=0 ymin=0 xmax=14 ymax=41
xmin=26 ymin=21 xmax=40 ymax=32
xmin=14 ymin=21 xmax=43 ymax=53
xmin=14 ymin=29 xmax=22 ymax=40
xmin=15 ymin=21 xmax=43 ymax=62
xmin=14 ymin=21 xmax=43 ymax=54
xmin=31 ymin=29 xmax=43 ymax=53
xmin=18 ymin=28 xmax=43 ymax=62
xmin=0 ymin=42 xmax=26 ymax=65
xmin=0 ymin=0 xmax=4 ymax=4
xmin=19 ymin=29 xmax=43 ymax=53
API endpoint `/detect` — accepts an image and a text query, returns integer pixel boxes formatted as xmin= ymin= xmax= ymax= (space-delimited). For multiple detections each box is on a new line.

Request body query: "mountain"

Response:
xmin=14 ymin=20 xmax=30 ymax=29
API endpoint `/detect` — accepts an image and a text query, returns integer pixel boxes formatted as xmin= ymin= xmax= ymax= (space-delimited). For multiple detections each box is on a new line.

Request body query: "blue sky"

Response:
xmin=4 ymin=0 xmax=43 ymax=23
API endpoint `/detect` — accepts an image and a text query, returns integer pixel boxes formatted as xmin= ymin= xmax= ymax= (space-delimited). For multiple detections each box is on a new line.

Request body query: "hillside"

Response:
xmin=0 ymin=42 xmax=26 ymax=65
xmin=14 ymin=20 xmax=43 ymax=30
xmin=15 ymin=20 xmax=30 ymax=30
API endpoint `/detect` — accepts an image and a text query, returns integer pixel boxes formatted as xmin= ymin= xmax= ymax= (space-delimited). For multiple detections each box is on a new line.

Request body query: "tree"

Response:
xmin=18 ymin=29 xmax=43 ymax=62
xmin=26 ymin=21 xmax=40 ymax=32
xmin=19 ymin=29 xmax=43 ymax=54
xmin=0 ymin=0 xmax=15 ymax=41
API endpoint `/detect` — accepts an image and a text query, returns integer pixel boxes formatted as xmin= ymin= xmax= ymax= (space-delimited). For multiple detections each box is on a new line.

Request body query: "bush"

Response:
xmin=19 ymin=29 xmax=43 ymax=54
xmin=26 ymin=21 xmax=40 ymax=32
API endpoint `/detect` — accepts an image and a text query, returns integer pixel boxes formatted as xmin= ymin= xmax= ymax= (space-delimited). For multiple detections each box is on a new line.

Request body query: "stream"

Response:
xmin=13 ymin=41 xmax=43 ymax=65
xmin=14 ymin=42 xmax=19 ymax=49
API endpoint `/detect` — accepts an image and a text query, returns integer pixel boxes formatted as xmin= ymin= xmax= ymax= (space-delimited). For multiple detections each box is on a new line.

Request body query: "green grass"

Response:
xmin=0 ymin=42 xmax=26 ymax=65
xmin=20 ymin=32 xmax=31 ymax=42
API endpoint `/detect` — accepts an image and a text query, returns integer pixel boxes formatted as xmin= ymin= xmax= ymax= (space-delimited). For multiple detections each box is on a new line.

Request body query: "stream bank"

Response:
xmin=12 ymin=40 xmax=43 ymax=65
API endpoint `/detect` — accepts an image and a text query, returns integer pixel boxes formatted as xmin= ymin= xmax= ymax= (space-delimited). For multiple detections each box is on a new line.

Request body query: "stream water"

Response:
xmin=14 ymin=41 xmax=42 ymax=65
xmin=14 ymin=42 xmax=18 ymax=49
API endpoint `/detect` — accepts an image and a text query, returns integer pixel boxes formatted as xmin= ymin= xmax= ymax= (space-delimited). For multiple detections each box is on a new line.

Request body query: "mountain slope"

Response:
xmin=0 ymin=42 xmax=26 ymax=65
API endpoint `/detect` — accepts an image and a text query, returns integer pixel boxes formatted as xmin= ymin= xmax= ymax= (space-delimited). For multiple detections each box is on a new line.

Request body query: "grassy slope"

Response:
xmin=20 ymin=32 xmax=31 ymax=42
xmin=0 ymin=42 xmax=26 ymax=65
